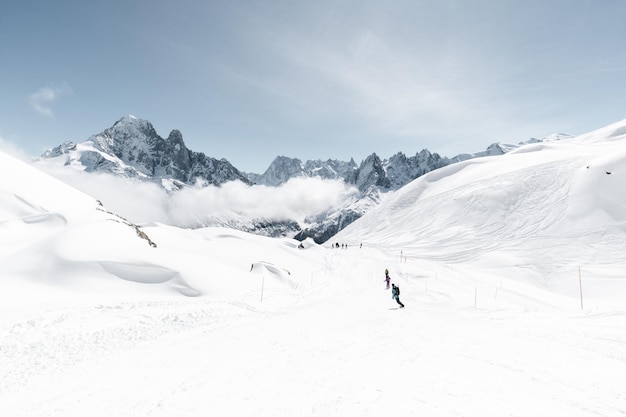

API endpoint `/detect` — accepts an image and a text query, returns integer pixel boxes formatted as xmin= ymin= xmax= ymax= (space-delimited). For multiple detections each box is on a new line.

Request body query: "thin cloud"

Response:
xmin=225 ymin=14 xmax=497 ymax=139
xmin=223 ymin=2 xmax=579 ymax=148
xmin=28 ymin=84 xmax=72 ymax=117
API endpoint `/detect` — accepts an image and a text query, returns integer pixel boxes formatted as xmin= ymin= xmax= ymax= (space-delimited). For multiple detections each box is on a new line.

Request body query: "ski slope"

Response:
xmin=336 ymin=120 xmax=626 ymax=306
xmin=2 ymin=121 xmax=626 ymax=416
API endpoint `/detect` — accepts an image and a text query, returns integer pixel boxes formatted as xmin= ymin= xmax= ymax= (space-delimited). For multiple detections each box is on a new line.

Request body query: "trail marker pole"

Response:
xmin=474 ymin=287 xmax=477 ymax=308
xmin=260 ymin=274 xmax=265 ymax=303
xmin=579 ymin=267 xmax=584 ymax=310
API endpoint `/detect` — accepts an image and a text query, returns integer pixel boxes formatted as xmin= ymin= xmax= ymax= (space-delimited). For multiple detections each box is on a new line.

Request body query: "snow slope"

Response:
xmin=336 ymin=119 xmax=626 ymax=306
xmin=2 ymin=120 xmax=626 ymax=416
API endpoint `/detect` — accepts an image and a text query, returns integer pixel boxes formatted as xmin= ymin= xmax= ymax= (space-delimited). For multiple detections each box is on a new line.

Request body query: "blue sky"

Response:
xmin=2 ymin=0 xmax=626 ymax=173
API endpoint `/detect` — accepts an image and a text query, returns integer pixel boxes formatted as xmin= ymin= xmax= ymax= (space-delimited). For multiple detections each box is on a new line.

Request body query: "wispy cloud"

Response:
xmin=220 ymin=9 xmax=501 ymax=141
xmin=217 ymin=1 xmax=581 ymax=148
xmin=28 ymin=84 xmax=72 ymax=117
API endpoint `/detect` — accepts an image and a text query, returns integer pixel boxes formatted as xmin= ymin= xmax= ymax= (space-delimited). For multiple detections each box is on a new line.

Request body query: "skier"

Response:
xmin=391 ymin=283 xmax=405 ymax=308
xmin=384 ymin=269 xmax=391 ymax=289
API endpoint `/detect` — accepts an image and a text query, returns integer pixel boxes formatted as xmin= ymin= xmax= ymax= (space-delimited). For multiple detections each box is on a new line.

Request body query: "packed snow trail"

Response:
xmin=2 ymin=246 xmax=626 ymax=417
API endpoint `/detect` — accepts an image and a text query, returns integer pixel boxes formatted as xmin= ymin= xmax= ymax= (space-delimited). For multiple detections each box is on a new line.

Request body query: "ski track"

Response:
xmin=1 ymin=248 xmax=626 ymax=416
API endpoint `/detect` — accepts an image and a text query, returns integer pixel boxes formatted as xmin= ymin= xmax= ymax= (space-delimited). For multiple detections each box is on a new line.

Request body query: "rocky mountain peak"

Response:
xmin=348 ymin=153 xmax=391 ymax=191
xmin=167 ymin=129 xmax=185 ymax=146
xmin=40 ymin=115 xmax=250 ymax=186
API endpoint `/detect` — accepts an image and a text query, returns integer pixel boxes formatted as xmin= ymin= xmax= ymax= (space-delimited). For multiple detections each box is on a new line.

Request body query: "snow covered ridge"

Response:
xmin=0 ymin=149 xmax=194 ymax=296
xmin=335 ymin=117 xmax=626 ymax=293
xmin=1 ymin=148 xmax=318 ymax=300
xmin=40 ymin=115 xmax=250 ymax=187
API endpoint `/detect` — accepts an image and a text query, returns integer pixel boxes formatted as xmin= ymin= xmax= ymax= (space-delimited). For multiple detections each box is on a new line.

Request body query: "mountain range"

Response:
xmin=38 ymin=115 xmax=571 ymax=242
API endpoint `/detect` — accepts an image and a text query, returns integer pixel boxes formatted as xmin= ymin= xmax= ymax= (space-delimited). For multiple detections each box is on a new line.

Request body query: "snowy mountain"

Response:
xmin=249 ymin=149 xmax=449 ymax=192
xmin=246 ymin=150 xmax=453 ymax=242
xmin=294 ymin=186 xmax=383 ymax=244
xmin=288 ymin=145 xmax=524 ymax=242
xmin=40 ymin=115 xmax=251 ymax=188
xmin=247 ymin=156 xmax=358 ymax=186
xmin=450 ymin=134 xmax=573 ymax=162
xmin=249 ymin=138 xmax=565 ymax=192
xmin=38 ymin=115 xmax=571 ymax=243
xmin=2 ymin=119 xmax=626 ymax=416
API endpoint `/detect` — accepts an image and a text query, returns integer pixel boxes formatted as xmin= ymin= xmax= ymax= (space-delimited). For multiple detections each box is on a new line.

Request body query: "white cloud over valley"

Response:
xmin=36 ymin=161 xmax=358 ymax=227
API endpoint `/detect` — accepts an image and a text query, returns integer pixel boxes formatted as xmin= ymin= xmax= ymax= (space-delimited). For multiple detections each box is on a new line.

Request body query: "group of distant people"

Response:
xmin=332 ymin=242 xmax=364 ymax=249
xmin=384 ymin=268 xmax=404 ymax=308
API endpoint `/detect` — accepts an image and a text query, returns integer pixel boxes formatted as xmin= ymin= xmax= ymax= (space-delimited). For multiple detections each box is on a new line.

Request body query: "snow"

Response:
xmin=2 ymin=120 xmax=626 ymax=416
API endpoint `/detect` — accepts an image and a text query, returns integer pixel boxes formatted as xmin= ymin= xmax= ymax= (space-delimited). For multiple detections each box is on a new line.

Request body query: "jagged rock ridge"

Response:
xmin=247 ymin=156 xmax=359 ymax=186
xmin=41 ymin=115 xmax=250 ymax=188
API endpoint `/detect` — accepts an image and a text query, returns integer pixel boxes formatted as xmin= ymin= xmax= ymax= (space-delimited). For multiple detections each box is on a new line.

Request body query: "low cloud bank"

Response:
xmin=36 ymin=162 xmax=358 ymax=228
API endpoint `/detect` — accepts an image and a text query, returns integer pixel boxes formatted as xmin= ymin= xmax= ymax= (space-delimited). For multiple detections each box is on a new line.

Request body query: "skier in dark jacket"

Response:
xmin=391 ymin=283 xmax=405 ymax=308
xmin=384 ymin=269 xmax=391 ymax=289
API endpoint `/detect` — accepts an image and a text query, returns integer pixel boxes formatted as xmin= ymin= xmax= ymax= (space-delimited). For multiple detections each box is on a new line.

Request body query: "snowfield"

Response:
xmin=2 ymin=120 xmax=626 ymax=416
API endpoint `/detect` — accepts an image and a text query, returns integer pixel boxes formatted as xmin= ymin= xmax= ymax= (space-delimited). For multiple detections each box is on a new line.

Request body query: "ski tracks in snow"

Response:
xmin=0 ymin=299 xmax=257 ymax=402
xmin=2 ymin=247 xmax=626 ymax=416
